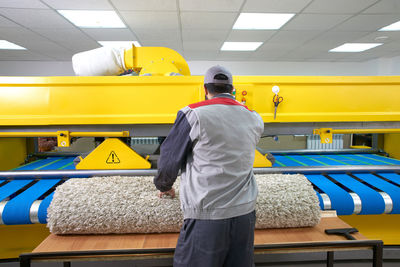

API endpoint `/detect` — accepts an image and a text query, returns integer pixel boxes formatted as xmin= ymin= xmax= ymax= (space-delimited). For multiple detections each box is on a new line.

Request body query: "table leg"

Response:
xmin=19 ymin=256 xmax=31 ymax=267
xmin=373 ymin=242 xmax=383 ymax=267
xmin=327 ymin=251 xmax=334 ymax=267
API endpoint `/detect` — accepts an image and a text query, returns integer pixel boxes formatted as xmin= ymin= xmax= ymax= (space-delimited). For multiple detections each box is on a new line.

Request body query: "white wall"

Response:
xmin=0 ymin=56 xmax=399 ymax=76
xmin=0 ymin=61 xmax=74 ymax=76
xmin=188 ymin=60 xmax=379 ymax=76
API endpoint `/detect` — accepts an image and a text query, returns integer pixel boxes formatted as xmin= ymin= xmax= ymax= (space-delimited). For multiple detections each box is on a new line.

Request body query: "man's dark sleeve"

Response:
xmin=154 ymin=110 xmax=193 ymax=192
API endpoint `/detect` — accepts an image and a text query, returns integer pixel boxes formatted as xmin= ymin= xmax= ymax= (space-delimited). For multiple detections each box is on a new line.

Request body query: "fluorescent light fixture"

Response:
xmin=98 ymin=41 xmax=141 ymax=48
xmin=329 ymin=43 xmax=383 ymax=52
xmin=379 ymin=20 xmax=400 ymax=31
xmin=233 ymin=13 xmax=295 ymax=30
xmin=0 ymin=40 xmax=26 ymax=50
xmin=58 ymin=10 xmax=126 ymax=28
xmin=221 ymin=42 xmax=263 ymax=51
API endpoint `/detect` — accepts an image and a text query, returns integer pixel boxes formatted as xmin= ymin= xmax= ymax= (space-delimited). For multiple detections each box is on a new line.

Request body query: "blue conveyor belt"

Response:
xmin=306 ymin=174 xmax=354 ymax=215
xmin=0 ymin=157 xmax=75 ymax=225
xmin=1 ymin=154 xmax=400 ymax=224
xmin=2 ymin=179 xmax=60 ymax=224
xmin=352 ymin=173 xmax=400 ymax=214
xmin=327 ymin=174 xmax=385 ymax=214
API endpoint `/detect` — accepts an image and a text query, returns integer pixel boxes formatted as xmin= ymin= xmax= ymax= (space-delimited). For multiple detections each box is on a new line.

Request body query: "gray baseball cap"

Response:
xmin=204 ymin=65 xmax=233 ymax=85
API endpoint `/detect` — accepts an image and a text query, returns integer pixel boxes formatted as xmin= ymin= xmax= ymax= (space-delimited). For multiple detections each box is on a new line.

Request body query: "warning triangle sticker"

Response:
xmin=106 ymin=151 xmax=120 ymax=164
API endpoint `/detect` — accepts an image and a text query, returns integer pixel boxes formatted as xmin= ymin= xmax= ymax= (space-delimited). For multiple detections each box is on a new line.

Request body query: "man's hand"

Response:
xmin=158 ymin=188 xmax=175 ymax=198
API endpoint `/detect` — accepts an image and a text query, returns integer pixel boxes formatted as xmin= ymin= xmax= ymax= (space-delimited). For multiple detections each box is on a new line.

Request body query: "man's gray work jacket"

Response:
xmin=154 ymin=93 xmax=264 ymax=220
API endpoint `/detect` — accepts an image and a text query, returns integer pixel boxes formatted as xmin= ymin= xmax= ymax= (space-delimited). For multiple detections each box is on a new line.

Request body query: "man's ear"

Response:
xmin=204 ymin=85 xmax=209 ymax=99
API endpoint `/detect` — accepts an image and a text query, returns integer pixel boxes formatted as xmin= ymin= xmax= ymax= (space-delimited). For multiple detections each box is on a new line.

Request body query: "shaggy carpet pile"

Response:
xmin=47 ymin=174 xmax=321 ymax=234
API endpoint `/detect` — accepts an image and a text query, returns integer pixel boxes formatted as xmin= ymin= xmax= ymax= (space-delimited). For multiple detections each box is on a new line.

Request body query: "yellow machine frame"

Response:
xmin=0 ymin=76 xmax=400 ymax=126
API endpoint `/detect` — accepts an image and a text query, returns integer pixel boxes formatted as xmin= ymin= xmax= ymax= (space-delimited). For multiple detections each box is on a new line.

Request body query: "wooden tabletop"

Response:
xmin=33 ymin=216 xmax=367 ymax=253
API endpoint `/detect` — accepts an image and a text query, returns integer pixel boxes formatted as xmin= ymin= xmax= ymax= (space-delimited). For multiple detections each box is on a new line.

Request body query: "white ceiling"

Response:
xmin=0 ymin=0 xmax=399 ymax=62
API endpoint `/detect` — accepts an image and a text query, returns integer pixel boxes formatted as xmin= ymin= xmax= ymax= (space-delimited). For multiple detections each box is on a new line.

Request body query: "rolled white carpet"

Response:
xmin=47 ymin=174 xmax=321 ymax=234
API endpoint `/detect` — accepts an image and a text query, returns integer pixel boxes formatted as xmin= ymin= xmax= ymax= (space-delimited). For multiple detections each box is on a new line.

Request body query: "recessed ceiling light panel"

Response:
xmin=221 ymin=42 xmax=263 ymax=51
xmin=58 ymin=10 xmax=126 ymax=28
xmin=233 ymin=13 xmax=295 ymax=30
xmin=379 ymin=20 xmax=400 ymax=31
xmin=0 ymin=40 xmax=26 ymax=50
xmin=329 ymin=43 xmax=383 ymax=52
xmin=98 ymin=41 xmax=141 ymax=48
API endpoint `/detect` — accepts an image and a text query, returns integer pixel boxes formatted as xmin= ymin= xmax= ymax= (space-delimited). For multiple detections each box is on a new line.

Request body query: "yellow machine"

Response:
xmin=0 ymin=46 xmax=400 ymax=259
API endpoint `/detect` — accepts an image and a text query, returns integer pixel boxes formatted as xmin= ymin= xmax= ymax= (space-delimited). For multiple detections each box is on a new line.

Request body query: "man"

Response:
xmin=154 ymin=66 xmax=264 ymax=267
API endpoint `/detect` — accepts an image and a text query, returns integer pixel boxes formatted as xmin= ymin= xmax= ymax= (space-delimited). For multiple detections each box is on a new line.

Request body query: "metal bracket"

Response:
xmin=313 ymin=128 xmax=333 ymax=144
xmin=57 ymin=131 xmax=70 ymax=147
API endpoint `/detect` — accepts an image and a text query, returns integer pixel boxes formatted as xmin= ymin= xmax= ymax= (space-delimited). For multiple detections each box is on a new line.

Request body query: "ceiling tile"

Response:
xmin=249 ymin=49 xmax=287 ymax=60
xmin=303 ymin=0 xmax=379 ymax=14
xmin=283 ymin=47 xmax=322 ymax=58
xmin=354 ymin=31 xmax=400 ymax=43
xmin=184 ymin=50 xmax=219 ymax=60
xmin=42 ymin=0 xmax=113 ymax=10
xmin=140 ymin=40 xmax=183 ymax=53
xmin=179 ymin=0 xmax=244 ymax=12
xmin=216 ymin=51 xmax=253 ymax=61
xmin=111 ymin=0 xmax=177 ymax=11
xmin=267 ymin=30 xmax=322 ymax=45
xmin=32 ymin=28 xmax=100 ymax=53
xmin=226 ymin=30 xmax=276 ymax=42
xmin=183 ymin=41 xmax=223 ymax=51
xmin=283 ymin=14 xmax=351 ymax=30
xmin=243 ymin=0 xmax=312 ymax=13
xmin=0 ymin=0 xmax=48 ymax=9
xmin=82 ymin=29 xmax=138 ymax=41
xmin=134 ymin=29 xmax=179 ymax=42
xmin=180 ymin=12 xmax=237 ymax=30
xmin=304 ymin=31 xmax=370 ymax=50
xmin=0 ymin=8 xmax=74 ymax=29
xmin=120 ymin=11 xmax=179 ymax=30
xmin=0 ymin=50 xmax=53 ymax=61
xmin=182 ymin=29 xmax=229 ymax=42
xmin=0 ymin=26 xmax=51 ymax=44
xmin=0 ymin=15 xmax=20 ymax=27
xmin=308 ymin=51 xmax=347 ymax=60
xmin=17 ymin=40 xmax=74 ymax=60
xmin=250 ymin=43 xmax=294 ymax=60
xmin=333 ymin=14 xmax=400 ymax=31
xmin=363 ymin=0 xmax=400 ymax=14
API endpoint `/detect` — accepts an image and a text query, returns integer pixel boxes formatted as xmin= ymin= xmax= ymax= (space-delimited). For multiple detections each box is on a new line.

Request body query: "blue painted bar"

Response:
xmin=376 ymin=172 xmax=400 ymax=186
xmin=361 ymin=154 xmax=400 ymax=165
xmin=1 ymin=179 xmax=60 ymax=224
xmin=328 ymin=174 xmax=385 ymax=214
xmin=0 ymin=180 xmax=32 ymax=201
xmin=13 ymin=158 xmax=59 ymax=171
xmin=305 ymin=174 xmax=354 ymax=215
xmin=352 ymin=173 xmax=400 ymax=214
xmin=274 ymin=155 xmax=304 ymax=166
xmin=38 ymin=192 xmax=54 ymax=224
xmin=288 ymin=155 xmax=325 ymax=166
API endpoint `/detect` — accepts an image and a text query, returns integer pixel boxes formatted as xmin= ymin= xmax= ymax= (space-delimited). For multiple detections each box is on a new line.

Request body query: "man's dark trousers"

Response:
xmin=173 ymin=211 xmax=256 ymax=267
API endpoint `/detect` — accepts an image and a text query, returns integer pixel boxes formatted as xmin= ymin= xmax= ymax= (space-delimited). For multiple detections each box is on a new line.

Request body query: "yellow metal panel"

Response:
xmin=384 ymin=133 xmax=400 ymax=160
xmin=340 ymin=214 xmax=400 ymax=245
xmin=253 ymin=150 xmax=272 ymax=167
xmin=0 ymin=76 xmax=400 ymax=126
xmin=0 ymin=224 xmax=49 ymax=259
xmin=0 ymin=138 xmax=26 ymax=170
xmin=76 ymin=138 xmax=151 ymax=169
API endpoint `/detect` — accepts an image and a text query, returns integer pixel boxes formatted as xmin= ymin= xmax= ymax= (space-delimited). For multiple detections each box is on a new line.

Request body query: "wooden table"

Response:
xmin=20 ymin=215 xmax=383 ymax=267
